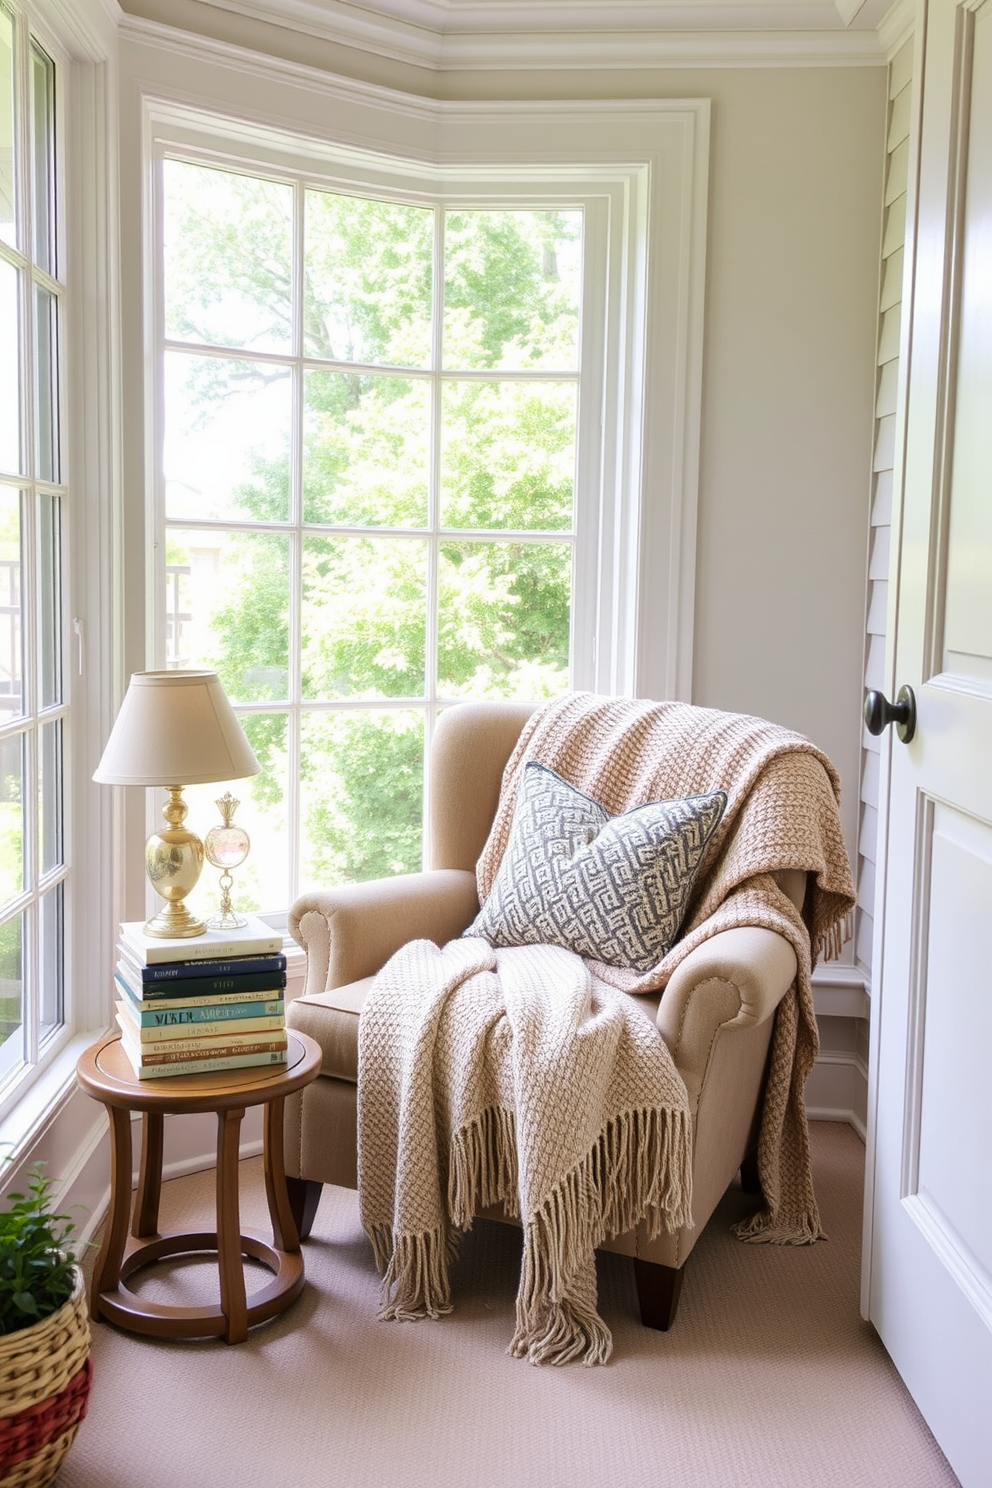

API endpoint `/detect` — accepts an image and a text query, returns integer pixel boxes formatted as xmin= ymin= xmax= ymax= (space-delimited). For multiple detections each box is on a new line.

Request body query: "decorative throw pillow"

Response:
xmin=468 ymin=762 xmax=727 ymax=974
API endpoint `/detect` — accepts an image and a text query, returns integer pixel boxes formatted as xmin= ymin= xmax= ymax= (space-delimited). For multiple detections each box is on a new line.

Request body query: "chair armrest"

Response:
xmin=289 ymin=869 xmax=480 ymax=997
xmin=655 ymin=926 xmax=798 ymax=1101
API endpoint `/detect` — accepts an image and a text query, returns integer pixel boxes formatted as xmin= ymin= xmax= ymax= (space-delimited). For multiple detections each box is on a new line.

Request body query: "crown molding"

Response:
xmin=122 ymin=15 xmax=711 ymax=147
xmin=877 ymin=0 xmax=914 ymax=59
xmin=175 ymin=0 xmax=892 ymax=67
xmin=36 ymin=0 xmax=122 ymax=60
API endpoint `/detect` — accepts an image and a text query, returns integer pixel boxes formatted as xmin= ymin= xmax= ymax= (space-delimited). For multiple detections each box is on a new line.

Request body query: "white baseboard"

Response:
xmin=806 ymin=1051 xmax=868 ymax=1139
xmin=66 ymin=1105 xmax=264 ymax=1249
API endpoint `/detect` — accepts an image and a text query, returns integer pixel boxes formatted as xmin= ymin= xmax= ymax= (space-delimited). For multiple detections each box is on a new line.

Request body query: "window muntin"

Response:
xmin=0 ymin=1 xmax=67 ymax=1092
xmin=158 ymin=155 xmax=587 ymax=914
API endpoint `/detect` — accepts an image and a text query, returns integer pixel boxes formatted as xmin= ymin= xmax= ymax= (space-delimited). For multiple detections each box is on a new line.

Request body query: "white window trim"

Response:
xmin=119 ymin=31 xmax=708 ymax=705
xmin=0 ymin=0 xmax=120 ymax=1155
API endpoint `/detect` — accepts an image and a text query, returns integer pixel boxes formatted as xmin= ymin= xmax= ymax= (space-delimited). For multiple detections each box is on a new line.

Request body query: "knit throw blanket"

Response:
xmin=477 ymin=692 xmax=856 ymax=1244
xmin=358 ymin=693 xmax=854 ymax=1364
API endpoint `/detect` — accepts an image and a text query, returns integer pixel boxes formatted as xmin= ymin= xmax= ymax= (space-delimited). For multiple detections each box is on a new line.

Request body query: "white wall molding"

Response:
xmin=807 ymin=1052 xmax=869 ymax=1139
xmin=812 ymin=961 xmax=871 ymax=1019
xmin=153 ymin=0 xmax=893 ymax=69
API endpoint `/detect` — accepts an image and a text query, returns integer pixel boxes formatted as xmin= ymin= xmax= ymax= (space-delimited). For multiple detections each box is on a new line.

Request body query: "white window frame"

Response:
xmin=0 ymin=0 xmax=119 ymax=1145
xmin=117 ymin=39 xmax=708 ymax=925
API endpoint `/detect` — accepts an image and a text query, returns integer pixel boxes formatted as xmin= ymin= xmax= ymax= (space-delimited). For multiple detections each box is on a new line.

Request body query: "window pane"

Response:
xmin=38 ymin=717 xmax=61 ymax=874
xmin=163 ymin=160 xmax=293 ymax=354
xmin=0 ymin=911 xmax=22 ymax=1077
xmin=183 ymin=715 xmax=288 ymax=921
xmin=36 ymin=490 xmax=59 ymax=707
xmin=164 ymin=351 xmax=291 ymax=522
xmin=303 ymin=370 xmax=429 ymax=527
xmin=304 ymin=189 xmax=433 ymax=368
xmin=0 ymin=728 xmax=23 ymax=902
xmin=166 ymin=528 xmax=290 ymax=702
xmin=440 ymin=380 xmax=576 ymax=532
xmin=443 ymin=209 xmax=582 ymax=371
xmin=29 ymin=42 xmax=54 ymax=275
xmin=39 ymin=883 xmax=62 ymax=1038
xmin=299 ymin=709 xmax=423 ymax=887
xmin=438 ymin=541 xmax=571 ymax=699
xmin=34 ymin=283 xmax=57 ymax=481
xmin=0 ymin=258 xmax=21 ymax=475
xmin=302 ymin=535 xmax=427 ymax=701
xmin=0 ymin=486 xmax=21 ymax=718
xmin=0 ymin=6 xmax=15 ymax=250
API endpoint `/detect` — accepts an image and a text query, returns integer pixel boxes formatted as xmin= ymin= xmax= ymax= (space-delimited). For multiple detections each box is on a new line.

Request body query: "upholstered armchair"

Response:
xmin=282 ymin=699 xmax=811 ymax=1330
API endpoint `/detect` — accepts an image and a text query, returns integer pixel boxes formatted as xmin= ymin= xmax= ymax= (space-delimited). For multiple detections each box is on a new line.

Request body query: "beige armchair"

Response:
xmin=283 ymin=700 xmax=804 ymax=1330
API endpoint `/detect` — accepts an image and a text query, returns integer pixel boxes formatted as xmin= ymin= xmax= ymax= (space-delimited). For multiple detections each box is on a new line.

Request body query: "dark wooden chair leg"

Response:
xmin=633 ymin=1258 xmax=685 ymax=1332
xmin=285 ymin=1176 xmax=324 ymax=1240
xmin=740 ymin=1152 xmax=762 ymax=1195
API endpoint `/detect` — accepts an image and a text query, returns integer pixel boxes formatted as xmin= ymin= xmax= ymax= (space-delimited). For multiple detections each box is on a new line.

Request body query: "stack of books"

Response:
xmin=113 ymin=915 xmax=288 ymax=1080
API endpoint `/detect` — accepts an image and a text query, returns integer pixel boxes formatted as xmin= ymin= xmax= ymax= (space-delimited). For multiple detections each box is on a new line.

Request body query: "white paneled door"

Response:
xmin=864 ymin=2 xmax=992 ymax=1485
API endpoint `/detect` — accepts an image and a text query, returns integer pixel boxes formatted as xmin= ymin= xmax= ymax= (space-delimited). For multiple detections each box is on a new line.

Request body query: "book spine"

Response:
xmin=116 ymin=964 xmax=287 ymax=1001
xmin=115 ymin=1008 xmax=285 ymax=1046
xmin=118 ymin=978 xmax=286 ymax=1014
xmin=126 ymin=1036 xmax=289 ymax=1064
xmin=118 ymin=951 xmax=287 ymax=985
xmin=117 ymin=1009 xmax=286 ymax=1042
xmin=122 ymin=994 xmax=285 ymax=1025
xmin=121 ymin=931 xmax=283 ymax=965
xmin=125 ymin=1049 xmax=290 ymax=1080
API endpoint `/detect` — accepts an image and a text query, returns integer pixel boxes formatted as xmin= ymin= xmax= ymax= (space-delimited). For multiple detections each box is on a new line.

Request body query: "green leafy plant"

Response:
xmin=0 ymin=1164 xmax=78 ymax=1335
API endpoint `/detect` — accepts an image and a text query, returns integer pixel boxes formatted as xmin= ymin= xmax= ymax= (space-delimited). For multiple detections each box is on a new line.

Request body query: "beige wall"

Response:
xmin=469 ymin=68 xmax=885 ymax=867
xmin=120 ymin=1 xmax=888 ymax=870
xmin=689 ymin=67 xmax=885 ymax=869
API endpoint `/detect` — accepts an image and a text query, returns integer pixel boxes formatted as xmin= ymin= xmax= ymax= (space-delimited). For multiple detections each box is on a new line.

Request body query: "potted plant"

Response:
xmin=0 ymin=1164 xmax=92 ymax=1488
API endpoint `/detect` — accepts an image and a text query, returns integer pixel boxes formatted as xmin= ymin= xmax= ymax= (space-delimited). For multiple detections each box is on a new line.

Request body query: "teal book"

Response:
xmin=116 ymin=980 xmax=285 ymax=1027
xmin=118 ymin=982 xmax=287 ymax=1029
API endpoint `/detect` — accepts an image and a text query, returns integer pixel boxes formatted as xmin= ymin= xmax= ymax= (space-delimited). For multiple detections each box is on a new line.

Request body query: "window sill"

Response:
xmin=0 ymin=1025 xmax=113 ymax=1169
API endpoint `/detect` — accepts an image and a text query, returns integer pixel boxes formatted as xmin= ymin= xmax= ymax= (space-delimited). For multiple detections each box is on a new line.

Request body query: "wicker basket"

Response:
xmin=0 ymin=1268 xmax=92 ymax=1488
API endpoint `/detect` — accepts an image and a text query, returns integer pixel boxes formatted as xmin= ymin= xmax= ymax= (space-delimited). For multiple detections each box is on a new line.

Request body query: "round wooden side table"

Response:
xmin=76 ymin=1030 xmax=322 ymax=1345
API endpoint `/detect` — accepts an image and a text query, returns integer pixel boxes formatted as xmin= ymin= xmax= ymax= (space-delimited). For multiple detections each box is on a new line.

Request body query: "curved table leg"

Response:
xmin=91 ymin=1104 xmax=133 ymax=1322
xmin=216 ymin=1107 xmax=248 ymax=1345
xmin=134 ymin=1112 xmax=164 ymax=1238
xmin=263 ymin=1096 xmax=300 ymax=1255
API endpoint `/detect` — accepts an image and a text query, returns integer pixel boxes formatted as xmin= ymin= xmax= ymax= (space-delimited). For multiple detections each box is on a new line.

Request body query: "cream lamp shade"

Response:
xmin=93 ymin=670 xmax=259 ymax=786
xmin=94 ymin=670 xmax=260 ymax=938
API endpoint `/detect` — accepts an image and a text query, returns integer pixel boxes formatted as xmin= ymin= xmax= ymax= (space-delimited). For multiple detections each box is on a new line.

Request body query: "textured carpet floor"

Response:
xmin=55 ymin=1122 xmax=959 ymax=1488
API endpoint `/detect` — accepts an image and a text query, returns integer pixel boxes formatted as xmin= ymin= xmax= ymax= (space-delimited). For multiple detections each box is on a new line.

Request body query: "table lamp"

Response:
xmin=93 ymin=670 xmax=260 ymax=939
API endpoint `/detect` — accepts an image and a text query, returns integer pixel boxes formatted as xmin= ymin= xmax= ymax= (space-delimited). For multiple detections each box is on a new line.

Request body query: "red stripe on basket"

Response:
xmin=0 ymin=1357 xmax=93 ymax=1472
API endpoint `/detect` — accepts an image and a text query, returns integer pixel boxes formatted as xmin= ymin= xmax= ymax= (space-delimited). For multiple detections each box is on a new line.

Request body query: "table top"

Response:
xmin=76 ymin=1029 xmax=322 ymax=1115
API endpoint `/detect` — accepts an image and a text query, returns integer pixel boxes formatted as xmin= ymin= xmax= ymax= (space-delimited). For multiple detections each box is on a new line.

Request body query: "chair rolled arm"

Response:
xmin=290 ymin=869 xmax=480 ymax=996
xmin=655 ymin=925 xmax=798 ymax=1097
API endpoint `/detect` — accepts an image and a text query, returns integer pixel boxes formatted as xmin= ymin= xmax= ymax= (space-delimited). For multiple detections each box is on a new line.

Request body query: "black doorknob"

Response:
xmin=864 ymin=685 xmax=916 ymax=743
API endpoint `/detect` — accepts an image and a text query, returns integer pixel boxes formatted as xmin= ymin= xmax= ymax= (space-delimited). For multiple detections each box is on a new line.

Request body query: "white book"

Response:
xmin=119 ymin=914 xmax=283 ymax=966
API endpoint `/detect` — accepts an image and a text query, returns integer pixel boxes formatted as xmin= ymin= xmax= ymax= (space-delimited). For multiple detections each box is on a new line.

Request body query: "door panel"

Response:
xmin=866 ymin=2 xmax=992 ymax=1484
xmin=917 ymin=804 xmax=992 ymax=1284
xmin=942 ymin=2 xmax=992 ymax=685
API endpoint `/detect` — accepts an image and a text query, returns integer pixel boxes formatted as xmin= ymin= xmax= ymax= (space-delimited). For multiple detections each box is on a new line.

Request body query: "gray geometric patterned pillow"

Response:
xmin=468 ymin=762 xmax=727 ymax=974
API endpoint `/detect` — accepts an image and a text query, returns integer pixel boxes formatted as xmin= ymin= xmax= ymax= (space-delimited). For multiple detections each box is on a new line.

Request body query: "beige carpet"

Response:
xmin=56 ymin=1122 xmax=958 ymax=1488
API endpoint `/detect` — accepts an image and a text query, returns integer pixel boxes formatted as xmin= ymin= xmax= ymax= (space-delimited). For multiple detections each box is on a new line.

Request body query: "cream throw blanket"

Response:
xmin=358 ymin=693 xmax=855 ymax=1364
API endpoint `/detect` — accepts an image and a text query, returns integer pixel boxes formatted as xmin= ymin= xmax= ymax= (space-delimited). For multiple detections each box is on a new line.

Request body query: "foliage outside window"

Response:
xmin=0 ymin=1 xmax=66 ymax=1087
xmin=160 ymin=157 xmax=584 ymax=915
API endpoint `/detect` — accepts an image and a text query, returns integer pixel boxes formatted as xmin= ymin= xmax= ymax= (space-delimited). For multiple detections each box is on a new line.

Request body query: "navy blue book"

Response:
xmin=117 ymin=944 xmax=287 ymax=985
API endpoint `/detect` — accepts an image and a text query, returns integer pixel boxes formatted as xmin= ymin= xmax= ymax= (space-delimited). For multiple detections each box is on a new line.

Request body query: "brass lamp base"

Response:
xmin=142 ymin=897 xmax=206 ymax=940
xmin=143 ymin=786 xmax=207 ymax=939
